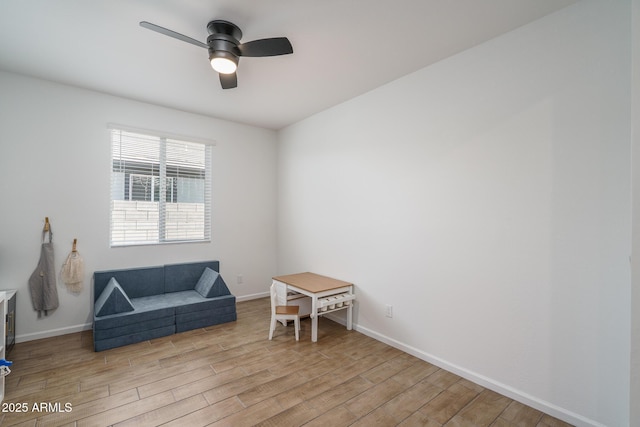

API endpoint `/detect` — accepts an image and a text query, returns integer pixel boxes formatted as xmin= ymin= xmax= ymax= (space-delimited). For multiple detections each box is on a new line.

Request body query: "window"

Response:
xmin=109 ymin=126 xmax=212 ymax=246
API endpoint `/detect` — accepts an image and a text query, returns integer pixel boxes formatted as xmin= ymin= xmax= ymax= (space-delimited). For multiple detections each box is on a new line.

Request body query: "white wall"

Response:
xmin=631 ymin=0 xmax=640 ymax=425
xmin=0 ymin=71 xmax=278 ymax=341
xmin=277 ymin=1 xmax=631 ymax=426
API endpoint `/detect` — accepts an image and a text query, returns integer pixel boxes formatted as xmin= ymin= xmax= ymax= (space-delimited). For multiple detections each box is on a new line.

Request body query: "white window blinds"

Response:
xmin=110 ymin=127 xmax=212 ymax=246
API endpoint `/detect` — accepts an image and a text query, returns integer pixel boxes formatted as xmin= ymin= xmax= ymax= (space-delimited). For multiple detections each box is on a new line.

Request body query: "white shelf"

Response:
xmin=317 ymin=293 xmax=356 ymax=314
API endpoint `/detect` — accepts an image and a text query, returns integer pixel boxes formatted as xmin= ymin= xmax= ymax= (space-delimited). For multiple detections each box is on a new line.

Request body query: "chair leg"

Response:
xmin=294 ymin=317 xmax=300 ymax=341
xmin=269 ymin=316 xmax=276 ymax=340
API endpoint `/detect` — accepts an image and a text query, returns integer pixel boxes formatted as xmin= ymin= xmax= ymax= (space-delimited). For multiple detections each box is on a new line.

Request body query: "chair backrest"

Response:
xmin=270 ymin=283 xmax=277 ymax=315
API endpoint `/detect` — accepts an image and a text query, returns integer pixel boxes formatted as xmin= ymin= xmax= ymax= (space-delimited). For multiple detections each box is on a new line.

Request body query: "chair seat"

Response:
xmin=276 ymin=305 xmax=300 ymax=316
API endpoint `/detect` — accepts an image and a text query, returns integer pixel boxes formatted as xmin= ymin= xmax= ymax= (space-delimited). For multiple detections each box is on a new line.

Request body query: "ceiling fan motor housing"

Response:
xmin=207 ymin=34 xmax=241 ymax=56
xmin=207 ymin=20 xmax=243 ymax=57
xmin=207 ymin=20 xmax=242 ymax=39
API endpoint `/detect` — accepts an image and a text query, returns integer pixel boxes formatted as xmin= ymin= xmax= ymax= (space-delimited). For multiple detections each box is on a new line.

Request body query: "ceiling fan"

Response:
xmin=140 ymin=20 xmax=293 ymax=89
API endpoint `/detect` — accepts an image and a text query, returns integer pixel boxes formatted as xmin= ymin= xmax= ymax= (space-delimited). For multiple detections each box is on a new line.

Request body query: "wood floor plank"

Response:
xmin=3 ymin=379 xmax=46 ymax=400
xmin=498 ymin=400 xmax=544 ymax=426
xmin=254 ymin=401 xmax=323 ymax=427
xmin=390 ymin=359 xmax=440 ymax=388
xmin=305 ymin=376 xmax=373 ymax=411
xmin=159 ymin=343 xmax=245 ymax=369
xmin=288 ymin=353 xmax=351 ymax=381
xmin=418 ymin=381 xmax=480 ymax=424
xmin=397 ymin=411 xmax=442 ymax=427
xmin=359 ymin=355 xmax=416 ymax=384
xmin=266 ymin=351 xmax=329 ymax=378
xmin=113 ymin=394 xmax=208 ymax=427
xmin=84 ymin=361 xmax=162 ymax=395
xmin=378 ymin=379 xmax=444 ymax=423
xmin=136 ymin=365 xmax=215 ymax=399
xmin=170 ymin=366 xmax=247 ymax=401
xmin=201 ymin=369 xmax=277 ymax=404
xmin=160 ymin=396 xmax=245 ymax=427
xmin=447 ymin=389 xmax=512 ymax=427
xmin=537 ymin=415 xmax=575 ymax=427
xmin=237 ymin=372 xmax=310 ymax=407
xmin=343 ymin=377 xmax=407 ymax=418
xmin=75 ymin=390 xmax=175 ymax=427
xmin=33 ymin=388 xmax=140 ymax=426
xmin=1 ymin=297 xmax=575 ymax=427
xmin=207 ymin=397 xmax=283 ymax=427
xmin=349 ymin=405 xmax=402 ymax=427
xmin=300 ymin=404 xmax=359 ymax=427
xmin=235 ymin=348 xmax=302 ymax=375
xmin=425 ymin=368 xmax=463 ymax=389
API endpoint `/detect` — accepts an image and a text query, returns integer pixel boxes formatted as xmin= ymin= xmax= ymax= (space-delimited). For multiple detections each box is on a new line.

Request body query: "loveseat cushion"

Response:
xmin=176 ymin=308 xmax=237 ymax=333
xmin=164 ymin=261 xmax=219 ymax=293
xmin=171 ymin=290 xmax=237 ymax=332
xmin=194 ymin=267 xmax=231 ymax=298
xmin=94 ymin=325 xmax=176 ymax=352
xmin=93 ymin=305 xmax=174 ymax=330
xmin=95 ymin=277 xmax=135 ymax=317
xmin=93 ymin=315 xmax=175 ymax=340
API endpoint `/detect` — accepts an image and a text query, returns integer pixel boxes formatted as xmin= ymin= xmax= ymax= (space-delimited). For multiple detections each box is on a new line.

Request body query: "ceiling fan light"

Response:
xmin=210 ymin=52 xmax=237 ymax=74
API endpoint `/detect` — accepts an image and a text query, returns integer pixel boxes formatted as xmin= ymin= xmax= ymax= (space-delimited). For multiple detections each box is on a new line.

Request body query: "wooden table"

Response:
xmin=272 ymin=272 xmax=355 ymax=342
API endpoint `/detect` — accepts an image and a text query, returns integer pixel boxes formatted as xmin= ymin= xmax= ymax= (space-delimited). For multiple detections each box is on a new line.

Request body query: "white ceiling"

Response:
xmin=0 ymin=0 xmax=576 ymax=130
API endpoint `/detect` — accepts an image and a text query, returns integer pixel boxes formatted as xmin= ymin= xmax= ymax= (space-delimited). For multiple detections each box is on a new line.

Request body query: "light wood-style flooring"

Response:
xmin=1 ymin=298 xmax=573 ymax=426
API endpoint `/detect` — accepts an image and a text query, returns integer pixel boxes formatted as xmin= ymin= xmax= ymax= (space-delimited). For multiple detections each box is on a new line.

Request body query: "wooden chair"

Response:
xmin=269 ymin=283 xmax=301 ymax=340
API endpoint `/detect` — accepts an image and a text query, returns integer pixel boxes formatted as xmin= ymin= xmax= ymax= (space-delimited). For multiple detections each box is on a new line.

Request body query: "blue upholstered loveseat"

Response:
xmin=93 ymin=260 xmax=236 ymax=351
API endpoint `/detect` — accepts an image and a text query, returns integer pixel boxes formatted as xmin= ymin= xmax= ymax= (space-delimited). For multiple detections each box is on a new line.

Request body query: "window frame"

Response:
xmin=108 ymin=124 xmax=215 ymax=247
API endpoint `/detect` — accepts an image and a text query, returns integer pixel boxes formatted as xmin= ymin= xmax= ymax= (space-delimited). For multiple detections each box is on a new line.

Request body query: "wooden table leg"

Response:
xmin=311 ymin=296 xmax=318 ymax=342
xmin=311 ymin=315 xmax=318 ymax=342
xmin=346 ymin=285 xmax=353 ymax=330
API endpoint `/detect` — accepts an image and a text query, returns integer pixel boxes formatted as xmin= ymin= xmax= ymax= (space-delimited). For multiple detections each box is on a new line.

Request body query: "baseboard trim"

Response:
xmin=349 ymin=322 xmax=605 ymax=427
xmin=236 ymin=291 xmax=268 ymax=302
xmin=16 ymin=322 xmax=93 ymax=343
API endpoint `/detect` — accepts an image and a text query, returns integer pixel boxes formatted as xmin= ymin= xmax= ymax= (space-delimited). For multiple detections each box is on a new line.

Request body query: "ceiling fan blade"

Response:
xmin=219 ymin=72 xmax=238 ymax=89
xmin=140 ymin=21 xmax=208 ymax=49
xmin=238 ymin=37 xmax=293 ymax=57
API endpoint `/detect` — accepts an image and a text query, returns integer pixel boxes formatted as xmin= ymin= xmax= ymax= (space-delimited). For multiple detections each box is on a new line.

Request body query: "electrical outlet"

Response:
xmin=385 ymin=304 xmax=393 ymax=318
xmin=237 ymin=274 xmax=243 ymax=285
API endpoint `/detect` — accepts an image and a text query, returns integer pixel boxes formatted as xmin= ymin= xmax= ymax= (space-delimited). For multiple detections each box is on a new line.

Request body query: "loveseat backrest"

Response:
xmin=93 ymin=266 xmax=165 ymax=302
xmin=93 ymin=261 xmax=222 ymax=302
xmin=164 ymin=261 xmax=220 ymax=293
